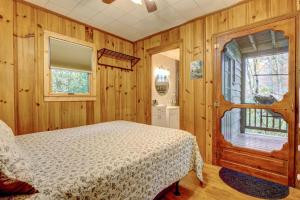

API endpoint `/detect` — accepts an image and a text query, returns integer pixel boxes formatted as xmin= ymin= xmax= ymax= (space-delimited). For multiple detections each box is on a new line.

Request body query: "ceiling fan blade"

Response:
xmin=102 ymin=0 xmax=115 ymax=4
xmin=144 ymin=0 xmax=157 ymax=13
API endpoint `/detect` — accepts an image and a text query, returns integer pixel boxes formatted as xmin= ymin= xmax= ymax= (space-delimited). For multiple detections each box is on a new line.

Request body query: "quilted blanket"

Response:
xmin=10 ymin=121 xmax=204 ymax=200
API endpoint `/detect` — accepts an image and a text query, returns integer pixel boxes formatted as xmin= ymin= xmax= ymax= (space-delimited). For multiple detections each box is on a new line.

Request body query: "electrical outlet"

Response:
xmin=297 ymin=174 xmax=300 ymax=181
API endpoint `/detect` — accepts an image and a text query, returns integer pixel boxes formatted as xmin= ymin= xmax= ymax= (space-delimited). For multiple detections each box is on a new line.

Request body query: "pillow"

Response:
xmin=0 ymin=162 xmax=38 ymax=196
xmin=0 ymin=120 xmax=34 ymax=185
xmin=0 ymin=120 xmax=15 ymax=140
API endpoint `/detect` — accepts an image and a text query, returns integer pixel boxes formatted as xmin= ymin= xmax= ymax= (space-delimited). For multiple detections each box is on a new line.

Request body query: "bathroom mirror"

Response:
xmin=154 ymin=68 xmax=170 ymax=96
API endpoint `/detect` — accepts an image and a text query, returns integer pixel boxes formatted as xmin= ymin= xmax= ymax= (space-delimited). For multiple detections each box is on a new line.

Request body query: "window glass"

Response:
xmin=222 ymin=30 xmax=289 ymax=104
xmin=221 ymin=108 xmax=288 ymax=152
xmin=51 ymin=68 xmax=89 ymax=94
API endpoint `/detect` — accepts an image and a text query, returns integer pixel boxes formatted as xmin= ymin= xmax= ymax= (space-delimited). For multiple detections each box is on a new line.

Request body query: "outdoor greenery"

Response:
xmin=51 ymin=68 xmax=89 ymax=94
xmin=245 ymin=52 xmax=289 ymax=104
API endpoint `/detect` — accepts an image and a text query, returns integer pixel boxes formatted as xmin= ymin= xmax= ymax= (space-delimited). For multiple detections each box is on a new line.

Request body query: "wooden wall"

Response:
xmin=134 ymin=0 xmax=299 ymax=185
xmin=0 ymin=0 xmax=136 ymax=134
xmin=0 ymin=0 xmax=15 ymax=132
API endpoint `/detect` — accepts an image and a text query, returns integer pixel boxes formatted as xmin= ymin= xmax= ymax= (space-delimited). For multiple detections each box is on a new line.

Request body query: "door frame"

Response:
xmin=146 ymin=40 xmax=182 ymax=127
xmin=212 ymin=15 xmax=297 ymax=186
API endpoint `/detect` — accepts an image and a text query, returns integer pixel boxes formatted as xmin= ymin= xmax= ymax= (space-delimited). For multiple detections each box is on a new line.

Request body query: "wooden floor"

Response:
xmin=161 ymin=164 xmax=300 ymax=200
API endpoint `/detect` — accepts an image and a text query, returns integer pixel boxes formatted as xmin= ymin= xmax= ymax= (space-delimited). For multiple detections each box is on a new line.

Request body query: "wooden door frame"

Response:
xmin=212 ymin=15 xmax=297 ymax=186
xmin=146 ymin=40 xmax=182 ymax=127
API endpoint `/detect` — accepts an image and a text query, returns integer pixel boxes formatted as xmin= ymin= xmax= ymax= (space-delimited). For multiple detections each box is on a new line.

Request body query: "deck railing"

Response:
xmin=243 ymin=108 xmax=287 ymax=133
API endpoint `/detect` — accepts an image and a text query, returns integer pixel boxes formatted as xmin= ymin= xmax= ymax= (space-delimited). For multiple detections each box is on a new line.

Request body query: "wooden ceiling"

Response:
xmin=234 ymin=30 xmax=289 ymax=55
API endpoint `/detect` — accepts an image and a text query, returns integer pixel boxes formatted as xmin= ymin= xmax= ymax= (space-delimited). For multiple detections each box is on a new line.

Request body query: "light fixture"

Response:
xmin=155 ymin=67 xmax=170 ymax=77
xmin=131 ymin=0 xmax=143 ymax=5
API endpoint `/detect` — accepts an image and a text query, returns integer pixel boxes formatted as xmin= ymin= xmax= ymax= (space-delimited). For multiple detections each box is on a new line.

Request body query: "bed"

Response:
xmin=7 ymin=121 xmax=204 ymax=200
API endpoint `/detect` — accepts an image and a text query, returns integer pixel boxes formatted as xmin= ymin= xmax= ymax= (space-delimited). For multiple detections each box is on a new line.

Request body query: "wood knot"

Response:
xmin=106 ymin=86 xmax=109 ymax=90
xmin=0 ymin=15 xmax=3 ymax=19
xmin=23 ymin=15 xmax=27 ymax=18
xmin=37 ymin=24 xmax=42 ymax=28
xmin=252 ymin=15 xmax=256 ymax=19
xmin=125 ymin=92 xmax=128 ymax=95
xmin=36 ymin=103 xmax=40 ymax=106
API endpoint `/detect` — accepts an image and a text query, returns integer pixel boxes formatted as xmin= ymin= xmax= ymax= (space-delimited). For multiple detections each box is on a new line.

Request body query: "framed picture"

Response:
xmin=190 ymin=60 xmax=203 ymax=80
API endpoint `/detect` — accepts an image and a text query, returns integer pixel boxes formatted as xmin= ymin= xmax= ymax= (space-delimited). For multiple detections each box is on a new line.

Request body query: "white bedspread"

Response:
xmin=11 ymin=121 xmax=203 ymax=200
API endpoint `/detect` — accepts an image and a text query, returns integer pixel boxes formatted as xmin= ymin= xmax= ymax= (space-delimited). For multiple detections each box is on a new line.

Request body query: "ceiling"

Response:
xmin=159 ymin=49 xmax=180 ymax=61
xmin=234 ymin=30 xmax=288 ymax=55
xmin=25 ymin=0 xmax=241 ymax=41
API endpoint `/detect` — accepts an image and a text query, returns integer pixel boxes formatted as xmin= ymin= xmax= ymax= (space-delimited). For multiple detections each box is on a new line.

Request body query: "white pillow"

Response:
xmin=0 ymin=120 xmax=34 ymax=184
xmin=0 ymin=120 xmax=15 ymax=141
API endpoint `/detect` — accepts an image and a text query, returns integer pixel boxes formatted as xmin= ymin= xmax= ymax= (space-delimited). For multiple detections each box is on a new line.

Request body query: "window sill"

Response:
xmin=44 ymin=96 xmax=96 ymax=102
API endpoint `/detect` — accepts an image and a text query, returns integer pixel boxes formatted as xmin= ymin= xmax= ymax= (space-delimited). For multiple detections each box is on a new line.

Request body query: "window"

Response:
xmin=44 ymin=31 xmax=96 ymax=101
xmin=51 ymin=68 xmax=89 ymax=94
xmin=220 ymin=29 xmax=290 ymax=152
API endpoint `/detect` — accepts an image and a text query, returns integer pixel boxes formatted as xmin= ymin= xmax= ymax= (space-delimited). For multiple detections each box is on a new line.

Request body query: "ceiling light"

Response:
xmin=131 ymin=0 xmax=143 ymax=5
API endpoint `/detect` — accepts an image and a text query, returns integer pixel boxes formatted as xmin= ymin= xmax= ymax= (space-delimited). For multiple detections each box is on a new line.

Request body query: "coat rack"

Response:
xmin=97 ymin=48 xmax=140 ymax=72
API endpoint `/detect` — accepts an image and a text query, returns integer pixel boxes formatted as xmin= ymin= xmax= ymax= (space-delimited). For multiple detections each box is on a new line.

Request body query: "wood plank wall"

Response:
xmin=0 ymin=0 xmax=136 ymax=134
xmin=134 ymin=0 xmax=299 ymax=186
xmin=0 ymin=0 xmax=15 ymax=132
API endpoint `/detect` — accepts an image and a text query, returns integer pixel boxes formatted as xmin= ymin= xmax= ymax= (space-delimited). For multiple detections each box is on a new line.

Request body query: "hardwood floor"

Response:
xmin=161 ymin=164 xmax=300 ymax=200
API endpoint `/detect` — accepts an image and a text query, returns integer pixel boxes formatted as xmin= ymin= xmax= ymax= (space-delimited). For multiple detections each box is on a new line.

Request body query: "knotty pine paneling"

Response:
xmin=134 ymin=0 xmax=297 ymax=169
xmin=8 ymin=1 xmax=136 ymax=134
xmin=0 ymin=0 xmax=15 ymax=132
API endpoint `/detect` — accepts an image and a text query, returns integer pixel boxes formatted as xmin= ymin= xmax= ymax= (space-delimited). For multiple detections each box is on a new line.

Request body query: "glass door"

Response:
xmin=214 ymin=18 xmax=296 ymax=186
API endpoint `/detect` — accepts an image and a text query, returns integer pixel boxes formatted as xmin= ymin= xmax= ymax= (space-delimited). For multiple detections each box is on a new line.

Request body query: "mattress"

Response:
xmin=10 ymin=121 xmax=204 ymax=200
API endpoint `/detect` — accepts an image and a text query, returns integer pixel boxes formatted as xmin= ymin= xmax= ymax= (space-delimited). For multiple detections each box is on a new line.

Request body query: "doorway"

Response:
xmin=213 ymin=18 xmax=296 ymax=186
xmin=149 ymin=46 xmax=180 ymax=129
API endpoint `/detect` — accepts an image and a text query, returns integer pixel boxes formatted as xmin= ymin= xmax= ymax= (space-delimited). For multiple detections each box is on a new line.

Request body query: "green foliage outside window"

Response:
xmin=51 ymin=68 xmax=89 ymax=94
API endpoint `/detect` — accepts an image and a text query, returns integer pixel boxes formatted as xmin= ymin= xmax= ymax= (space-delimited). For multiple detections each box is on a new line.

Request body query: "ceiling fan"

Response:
xmin=102 ymin=0 xmax=157 ymax=13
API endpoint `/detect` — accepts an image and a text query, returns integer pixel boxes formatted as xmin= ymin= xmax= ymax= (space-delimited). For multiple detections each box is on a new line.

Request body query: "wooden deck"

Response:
xmin=230 ymin=133 xmax=287 ymax=152
xmin=161 ymin=164 xmax=300 ymax=200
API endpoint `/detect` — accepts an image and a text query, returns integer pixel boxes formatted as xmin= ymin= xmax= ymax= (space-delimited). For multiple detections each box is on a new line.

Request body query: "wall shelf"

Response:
xmin=97 ymin=48 xmax=140 ymax=72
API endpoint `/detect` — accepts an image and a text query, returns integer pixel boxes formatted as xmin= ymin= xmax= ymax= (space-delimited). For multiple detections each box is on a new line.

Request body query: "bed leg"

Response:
xmin=174 ymin=181 xmax=180 ymax=196
xmin=200 ymin=180 xmax=204 ymax=188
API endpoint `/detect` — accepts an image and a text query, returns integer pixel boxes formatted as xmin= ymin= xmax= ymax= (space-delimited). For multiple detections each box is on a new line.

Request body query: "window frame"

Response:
xmin=44 ymin=31 xmax=97 ymax=102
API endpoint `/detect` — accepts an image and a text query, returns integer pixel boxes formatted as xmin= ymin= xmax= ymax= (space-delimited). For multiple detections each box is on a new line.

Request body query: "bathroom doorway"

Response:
xmin=148 ymin=45 xmax=180 ymax=129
